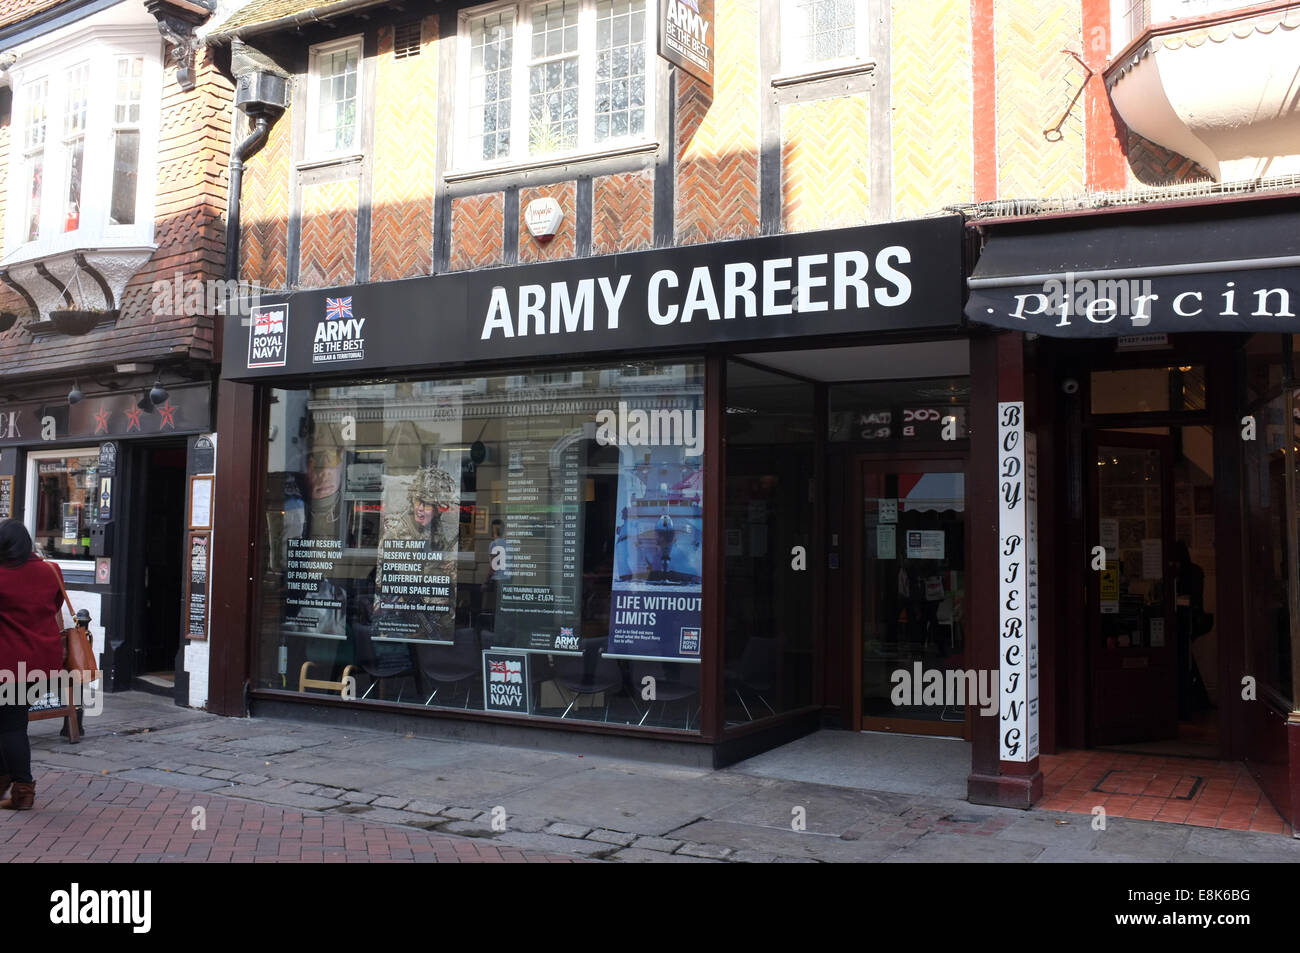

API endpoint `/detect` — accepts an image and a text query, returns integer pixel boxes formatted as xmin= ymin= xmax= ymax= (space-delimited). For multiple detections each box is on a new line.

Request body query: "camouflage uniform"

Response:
xmin=378 ymin=465 xmax=459 ymax=640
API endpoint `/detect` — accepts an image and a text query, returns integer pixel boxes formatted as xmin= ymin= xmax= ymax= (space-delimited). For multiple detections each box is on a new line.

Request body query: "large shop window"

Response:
xmin=259 ymin=361 xmax=705 ymax=730
xmin=24 ymin=449 xmax=101 ymax=564
xmin=724 ymin=362 xmax=816 ymax=724
xmin=1241 ymin=334 xmax=1300 ymax=708
xmin=458 ymin=0 xmax=653 ymax=168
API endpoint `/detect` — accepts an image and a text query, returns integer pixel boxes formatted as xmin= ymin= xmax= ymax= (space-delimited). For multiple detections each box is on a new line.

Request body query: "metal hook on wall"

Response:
xmin=1043 ymin=49 xmax=1094 ymax=143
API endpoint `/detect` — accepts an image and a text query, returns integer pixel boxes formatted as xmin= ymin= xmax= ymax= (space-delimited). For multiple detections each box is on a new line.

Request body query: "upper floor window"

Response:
xmin=5 ymin=41 xmax=160 ymax=258
xmin=458 ymin=0 xmax=652 ymax=169
xmin=306 ymin=37 xmax=362 ymax=160
xmin=781 ymin=0 xmax=869 ymax=73
xmin=111 ymin=57 xmax=144 ymax=225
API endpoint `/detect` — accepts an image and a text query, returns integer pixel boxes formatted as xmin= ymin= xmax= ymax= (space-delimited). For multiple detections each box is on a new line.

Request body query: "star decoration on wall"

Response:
xmin=124 ymin=405 xmax=143 ymax=432
xmin=158 ymin=400 xmax=178 ymax=430
xmin=93 ymin=407 xmax=111 ymax=435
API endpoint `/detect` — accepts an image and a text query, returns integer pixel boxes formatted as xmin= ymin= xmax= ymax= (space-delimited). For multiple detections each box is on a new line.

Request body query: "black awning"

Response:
xmin=965 ymin=198 xmax=1300 ymax=337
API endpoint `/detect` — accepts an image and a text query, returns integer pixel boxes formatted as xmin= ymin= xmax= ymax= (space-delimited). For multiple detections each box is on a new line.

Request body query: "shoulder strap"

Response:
xmin=45 ymin=560 xmax=76 ymax=622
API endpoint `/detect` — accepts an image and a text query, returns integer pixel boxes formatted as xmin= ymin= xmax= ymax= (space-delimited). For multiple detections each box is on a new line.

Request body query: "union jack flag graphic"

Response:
xmin=560 ymin=627 xmax=574 ymax=638
xmin=489 ymin=660 xmax=523 ymax=683
xmin=325 ymin=296 xmax=353 ymax=321
xmin=253 ymin=310 xmax=284 ymax=334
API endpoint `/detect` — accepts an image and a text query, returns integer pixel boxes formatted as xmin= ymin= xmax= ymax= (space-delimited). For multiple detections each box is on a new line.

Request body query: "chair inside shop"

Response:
xmin=629 ymin=660 xmax=698 ymax=729
xmin=551 ymin=638 xmax=628 ymax=721
xmin=725 ymin=635 xmax=781 ymax=721
xmin=413 ymin=628 xmax=482 ymax=708
xmin=352 ymin=622 xmax=415 ymax=702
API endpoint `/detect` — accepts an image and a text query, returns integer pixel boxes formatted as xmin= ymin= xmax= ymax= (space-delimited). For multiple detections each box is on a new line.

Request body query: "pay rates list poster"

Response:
xmin=492 ymin=413 xmax=585 ymax=652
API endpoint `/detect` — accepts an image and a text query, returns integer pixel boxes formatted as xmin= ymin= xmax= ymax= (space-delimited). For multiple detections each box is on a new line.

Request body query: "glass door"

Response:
xmin=856 ymin=460 xmax=968 ymax=737
xmin=1089 ymin=432 xmax=1178 ymax=744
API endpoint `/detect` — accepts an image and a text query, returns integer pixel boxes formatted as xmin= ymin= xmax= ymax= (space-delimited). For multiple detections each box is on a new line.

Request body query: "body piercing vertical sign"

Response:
xmin=998 ymin=402 xmax=1038 ymax=761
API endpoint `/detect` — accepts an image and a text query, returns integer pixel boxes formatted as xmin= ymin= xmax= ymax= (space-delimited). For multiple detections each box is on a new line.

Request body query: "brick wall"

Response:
xmin=243 ymin=1 xmax=1219 ymax=291
xmin=891 ymin=0 xmax=975 ymax=218
xmin=370 ymin=14 xmax=439 ymax=281
xmin=591 ymin=171 xmax=653 ymax=257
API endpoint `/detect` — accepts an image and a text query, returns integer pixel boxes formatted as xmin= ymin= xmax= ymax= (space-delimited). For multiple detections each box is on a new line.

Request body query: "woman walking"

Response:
xmin=0 ymin=519 xmax=65 ymax=810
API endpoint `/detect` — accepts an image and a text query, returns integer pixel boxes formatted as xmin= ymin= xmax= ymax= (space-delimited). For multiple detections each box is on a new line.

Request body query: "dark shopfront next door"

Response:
xmin=130 ymin=443 xmax=188 ymax=693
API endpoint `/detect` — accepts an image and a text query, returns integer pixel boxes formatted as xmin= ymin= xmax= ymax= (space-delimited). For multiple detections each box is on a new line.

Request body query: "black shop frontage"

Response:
xmin=0 ymin=377 xmax=217 ymax=703
xmin=210 ymin=197 xmax=1300 ymax=821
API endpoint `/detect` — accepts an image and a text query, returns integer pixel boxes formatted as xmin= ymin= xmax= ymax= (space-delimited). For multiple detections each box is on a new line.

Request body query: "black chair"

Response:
xmin=629 ymin=660 xmax=697 ymax=728
xmin=551 ymin=638 xmax=626 ymax=721
xmin=724 ymin=636 xmax=780 ymax=721
xmin=413 ymin=627 xmax=481 ymax=707
xmin=352 ymin=622 xmax=414 ymax=701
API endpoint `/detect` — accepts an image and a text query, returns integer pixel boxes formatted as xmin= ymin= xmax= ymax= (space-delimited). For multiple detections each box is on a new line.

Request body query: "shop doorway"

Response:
xmin=1085 ymin=420 xmax=1220 ymax=755
xmin=853 ymin=458 xmax=969 ymax=738
xmin=132 ymin=443 xmax=188 ymax=694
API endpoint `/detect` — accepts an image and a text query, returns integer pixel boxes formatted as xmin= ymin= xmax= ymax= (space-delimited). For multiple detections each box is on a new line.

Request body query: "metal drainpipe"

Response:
xmin=225 ymin=115 xmax=271 ymax=282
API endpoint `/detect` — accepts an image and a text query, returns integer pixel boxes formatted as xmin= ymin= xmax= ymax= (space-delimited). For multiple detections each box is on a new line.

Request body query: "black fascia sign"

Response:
xmin=222 ymin=216 xmax=963 ymax=380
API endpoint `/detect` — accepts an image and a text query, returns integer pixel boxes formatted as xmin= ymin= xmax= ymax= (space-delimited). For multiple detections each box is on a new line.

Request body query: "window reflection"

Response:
xmin=259 ymin=362 xmax=705 ymax=730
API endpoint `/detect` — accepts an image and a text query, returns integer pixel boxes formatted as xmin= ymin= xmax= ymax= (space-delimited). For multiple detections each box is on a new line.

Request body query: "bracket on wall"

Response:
xmin=145 ymin=0 xmax=216 ymax=91
xmin=0 ymin=270 xmax=39 ymax=332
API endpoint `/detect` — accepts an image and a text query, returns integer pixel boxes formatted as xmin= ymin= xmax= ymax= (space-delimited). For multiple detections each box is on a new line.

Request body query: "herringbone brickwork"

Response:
xmin=675 ymin=0 xmax=759 ymax=245
xmin=519 ymin=182 xmax=576 ymax=263
xmin=300 ymin=180 xmax=359 ymax=288
xmin=891 ymin=0 xmax=975 ymax=218
xmin=371 ymin=14 xmax=438 ymax=281
xmin=122 ymin=51 xmax=234 ymax=346
xmin=450 ymin=192 xmax=505 ymax=271
xmin=1126 ymin=130 xmax=1212 ymax=187
xmin=592 ymin=171 xmax=654 ymax=256
xmin=994 ymin=0 xmax=1086 ymax=198
xmin=782 ymin=97 xmax=870 ymax=232
xmin=240 ymin=93 xmax=291 ymax=291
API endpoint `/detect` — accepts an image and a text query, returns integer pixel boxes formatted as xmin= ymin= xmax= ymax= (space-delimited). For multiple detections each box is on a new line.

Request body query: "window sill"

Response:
xmin=445 ymin=140 xmax=660 ymax=185
xmin=771 ymin=59 xmax=876 ymax=88
xmin=297 ymin=152 xmax=365 ymax=172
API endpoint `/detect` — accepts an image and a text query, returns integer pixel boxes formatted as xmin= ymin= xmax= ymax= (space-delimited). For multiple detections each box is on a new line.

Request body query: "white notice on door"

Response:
xmin=1099 ymin=518 xmax=1118 ymax=552
xmin=876 ymin=523 xmax=896 ymax=559
xmin=1141 ymin=538 xmax=1162 ymax=580
xmin=878 ymin=499 xmax=898 ymax=524
xmin=905 ymin=529 xmax=944 ymax=559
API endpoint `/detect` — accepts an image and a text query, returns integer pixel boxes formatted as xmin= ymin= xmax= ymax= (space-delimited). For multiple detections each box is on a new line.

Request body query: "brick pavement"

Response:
xmin=0 ymin=768 xmax=581 ymax=863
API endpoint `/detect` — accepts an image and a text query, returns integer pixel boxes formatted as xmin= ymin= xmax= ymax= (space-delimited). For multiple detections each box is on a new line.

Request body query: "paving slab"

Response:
xmin=669 ymin=818 xmax=896 ymax=863
xmin=882 ymin=831 xmax=1046 ymax=863
xmin=611 ymin=847 xmax=720 ymax=863
xmin=115 ymin=768 xmax=232 ymax=792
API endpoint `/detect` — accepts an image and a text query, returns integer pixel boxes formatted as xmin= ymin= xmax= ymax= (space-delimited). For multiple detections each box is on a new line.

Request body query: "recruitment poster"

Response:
xmin=374 ymin=463 xmax=460 ymax=643
xmin=491 ymin=404 xmax=587 ymax=651
xmin=373 ymin=392 xmax=464 ymax=644
xmin=606 ymin=396 xmax=704 ymax=660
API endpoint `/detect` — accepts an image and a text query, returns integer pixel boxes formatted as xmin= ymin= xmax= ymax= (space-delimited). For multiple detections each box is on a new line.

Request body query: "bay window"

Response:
xmin=5 ymin=40 xmax=160 ymax=258
xmin=63 ymin=62 xmax=88 ymax=232
xmin=110 ymin=56 xmax=143 ymax=226
xmin=459 ymin=0 xmax=653 ymax=169
xmin=20 ymin=78 xmax=47 ymax=243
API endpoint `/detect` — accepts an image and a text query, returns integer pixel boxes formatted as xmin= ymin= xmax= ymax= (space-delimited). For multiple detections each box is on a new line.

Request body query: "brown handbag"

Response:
xmin=46 ymin=561 xmax=99 ymax=683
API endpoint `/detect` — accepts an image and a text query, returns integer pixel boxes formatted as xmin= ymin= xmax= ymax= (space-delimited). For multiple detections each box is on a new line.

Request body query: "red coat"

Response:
xmin=0 ymin=556 xmax=65 ymax=678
